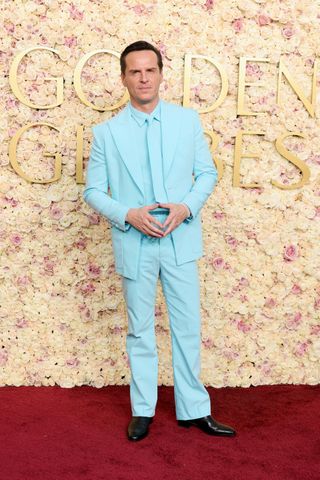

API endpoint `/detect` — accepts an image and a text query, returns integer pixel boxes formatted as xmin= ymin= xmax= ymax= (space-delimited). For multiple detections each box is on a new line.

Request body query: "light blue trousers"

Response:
xmin=121 ymin=209 xmax=211 ymax=420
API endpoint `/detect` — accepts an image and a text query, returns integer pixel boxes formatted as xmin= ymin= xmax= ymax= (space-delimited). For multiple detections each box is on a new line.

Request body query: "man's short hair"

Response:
xmin=120 ymin=41 xmax=163 ymax=74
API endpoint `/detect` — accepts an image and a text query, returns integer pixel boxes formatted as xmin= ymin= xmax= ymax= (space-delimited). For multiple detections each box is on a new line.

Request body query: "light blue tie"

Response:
xmin=146 ymin=117 xmax=168 ymax=203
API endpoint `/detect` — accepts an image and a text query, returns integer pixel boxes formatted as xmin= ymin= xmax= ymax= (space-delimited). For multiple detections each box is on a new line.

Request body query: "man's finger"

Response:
xmin=145 ymin=225 xmax=164 ymax=236
xmin=162 ymin=223 xmax=175 ymax=237
xmin=157 ymin=202 xmax=172 ymax=208
xmin=162 ymin=215 xmax=174 ymax=228
xmin=146 ymin=203 xmax=160 ymax=210
xmin=145 ymin=220 xmax=165 ymax=236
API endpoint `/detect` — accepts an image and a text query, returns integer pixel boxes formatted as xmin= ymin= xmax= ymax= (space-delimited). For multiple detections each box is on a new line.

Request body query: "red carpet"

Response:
xmin=0 ymin=384 xmax=319 ymax=480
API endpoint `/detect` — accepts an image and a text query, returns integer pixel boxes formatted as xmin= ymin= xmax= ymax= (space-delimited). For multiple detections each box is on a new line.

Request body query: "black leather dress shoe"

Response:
xmin=177 ymin=415 xmax=236 ymax=436
xmin=127 ymin=416 xmax=153 ymax=441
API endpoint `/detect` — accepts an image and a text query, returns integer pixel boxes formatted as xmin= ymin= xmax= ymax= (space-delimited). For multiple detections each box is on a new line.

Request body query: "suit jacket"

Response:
xmin=83 ymin=100 xmax=218 ymax=280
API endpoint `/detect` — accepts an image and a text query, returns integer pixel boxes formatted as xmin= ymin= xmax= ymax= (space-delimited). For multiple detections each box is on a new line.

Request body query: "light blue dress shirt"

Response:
xmin=129 ymin=99 xmax=164 ymax=205
xmin=126 ymin=99 xmax=192 ymax=224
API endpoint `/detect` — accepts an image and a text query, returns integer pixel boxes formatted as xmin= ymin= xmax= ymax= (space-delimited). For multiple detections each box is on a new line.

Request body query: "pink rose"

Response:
xmin=74 ymin=238 xmax=87 ymax=250
xmin=109 ymin=325 xmax=124 ymax=334
xmin=64 ymin=36 xmax=77 ymax=48
xmin=283 ymin=244 xmax=299 ymax=261
xmin=16 ymin=318 xmax=29 ymax=328
xmin=291 ymin=284 xmax=302 ymax=294
xmin=245 ymin=230 xmax=257 ymax=240
xmin=88 ymin=213 xmax=100 ymax=225
xmin=294 ymin=341 xmax=310 ymax=357
xmin=236 ymin=318 xmax=251 ymax=332
xmin=204 ymin=0 xmax=215 ymax=11
xmin=213 ymin=211 xmax=225 ymax=220
xmin=225 ymin=235 xmax=239 ymax=249
xmin=131 ymin=3 xmax=153 ymax=15
xmin=6 ymin=98 xmax=18 ymax=108
xmin=4 ymin=21 xmax=15 ymax=34
xmin=80 ymin=282 xmax=96 ymax=296
xmin=66 ymin=357 xmax=80 ymax=367
xmin=239 ymin=277 xmax=249 ymax=287
xmin=86 ymin=263 xmax=101 ymax=278
xmin=246 ymin=62 xmax=263 ymax=78
xmin=10 ymin=234 xmax=22 ymax=246
xmin=202 ymin=337 xmax=214 ymax=348
xmin=50 ymin=205 xmax=63 ymax=220
xmin=257 ymin=14 xmax=271 ymax=26
xmin=286 ymin=312 xmax=302 ymax=330
xmin=211 ymin=257 xmax=225 ymax=270
xmin=265 ymin=297 xmax=276 ymax=308
xmin=282 ymin=25 xmax=295 ymax=39
xmin=17 ymin=275 xmax=30 ymax=286
xmin=69 ymin=3 xmax=84 ymax=20
xmin=233 ymin=18 xmax=244 ymax=33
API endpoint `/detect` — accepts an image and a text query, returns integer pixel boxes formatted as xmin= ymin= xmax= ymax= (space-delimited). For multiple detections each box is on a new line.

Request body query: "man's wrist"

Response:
xmin=125 ymin=208 xmax=132 ymax=222
xmin=181 ymin=202 xmax=191 ymax=217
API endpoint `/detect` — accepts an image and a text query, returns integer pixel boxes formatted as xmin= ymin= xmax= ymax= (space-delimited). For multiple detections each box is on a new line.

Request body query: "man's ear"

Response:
xmin=121 ymin=73 xmax=126 ymax=87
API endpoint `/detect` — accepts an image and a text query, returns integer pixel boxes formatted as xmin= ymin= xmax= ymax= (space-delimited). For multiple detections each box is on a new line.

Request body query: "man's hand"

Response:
xmin=156 ymin=202 xmax=190 ymax=237
xmin=125 ymin=203 xmax=166 ymax=237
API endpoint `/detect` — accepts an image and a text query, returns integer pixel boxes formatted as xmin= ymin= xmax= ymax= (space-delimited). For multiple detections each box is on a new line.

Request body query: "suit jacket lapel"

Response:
xmin=107 ymin=100 xmax=182 ymax=196
xmin=108 ymin=104 xmax=144 ymax=197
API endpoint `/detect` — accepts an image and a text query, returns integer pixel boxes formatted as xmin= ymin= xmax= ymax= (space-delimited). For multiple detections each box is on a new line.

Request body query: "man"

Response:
xmin=83 ymin=40 xmax=236 ymax=441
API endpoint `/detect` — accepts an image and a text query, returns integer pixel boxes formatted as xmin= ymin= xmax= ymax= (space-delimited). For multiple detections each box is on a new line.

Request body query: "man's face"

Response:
xmin=121 ymin=50 xmax=163 ymax=106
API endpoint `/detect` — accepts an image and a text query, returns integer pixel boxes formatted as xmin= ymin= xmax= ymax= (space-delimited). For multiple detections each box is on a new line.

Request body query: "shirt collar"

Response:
xmin=129 ymin=99 xmax=161 ymax=127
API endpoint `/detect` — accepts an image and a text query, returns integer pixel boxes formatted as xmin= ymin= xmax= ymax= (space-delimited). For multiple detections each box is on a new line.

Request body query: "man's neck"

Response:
xmin=130 ymin=97 xmax=160 ymax=114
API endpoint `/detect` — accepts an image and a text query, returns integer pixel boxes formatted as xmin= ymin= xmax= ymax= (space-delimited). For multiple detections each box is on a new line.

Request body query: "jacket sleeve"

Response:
xmin=83 ymin=125 xmax=132 ymax=232
xmin=181 ymin=110 xmax=218 ymax=222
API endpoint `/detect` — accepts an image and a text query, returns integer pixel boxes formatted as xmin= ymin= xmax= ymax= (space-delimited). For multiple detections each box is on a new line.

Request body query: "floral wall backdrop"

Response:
xmin=0 ymin=0 xmax=320 ymax=388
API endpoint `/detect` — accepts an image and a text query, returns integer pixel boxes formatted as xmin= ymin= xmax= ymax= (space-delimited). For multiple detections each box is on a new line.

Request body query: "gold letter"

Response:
xmin=9 ymin=46 xmax=63 ymax=109
xmin=74 ymin=49 xmax=129 ymax=111
xmin=237 ymin=57 xmax=269 ymax=115
xmin=183 ymin=54 xmax=228 ymax=113
xmin=273 ymin=132 xmax=310 ymax=189
xmin=9 ymin=123 xmax=61 ymax=183
xmin=234 ymin=131 xmax=265 ymax=187
xmin=277 ymin=58 xmax=318 ymax=117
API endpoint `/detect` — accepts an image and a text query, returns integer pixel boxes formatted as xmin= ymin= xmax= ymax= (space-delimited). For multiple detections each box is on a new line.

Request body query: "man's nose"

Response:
xmin=140 ymin=72 xmax=148 ymax=82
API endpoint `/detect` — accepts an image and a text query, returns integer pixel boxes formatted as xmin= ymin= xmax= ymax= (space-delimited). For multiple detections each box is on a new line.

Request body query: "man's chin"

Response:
xmin=136 ymin=95 xmax=158 ymax=105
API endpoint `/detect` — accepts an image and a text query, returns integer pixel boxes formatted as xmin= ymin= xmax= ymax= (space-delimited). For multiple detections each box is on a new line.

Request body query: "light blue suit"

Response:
xmin=83 ymin=99 xmax=218 ymax=419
